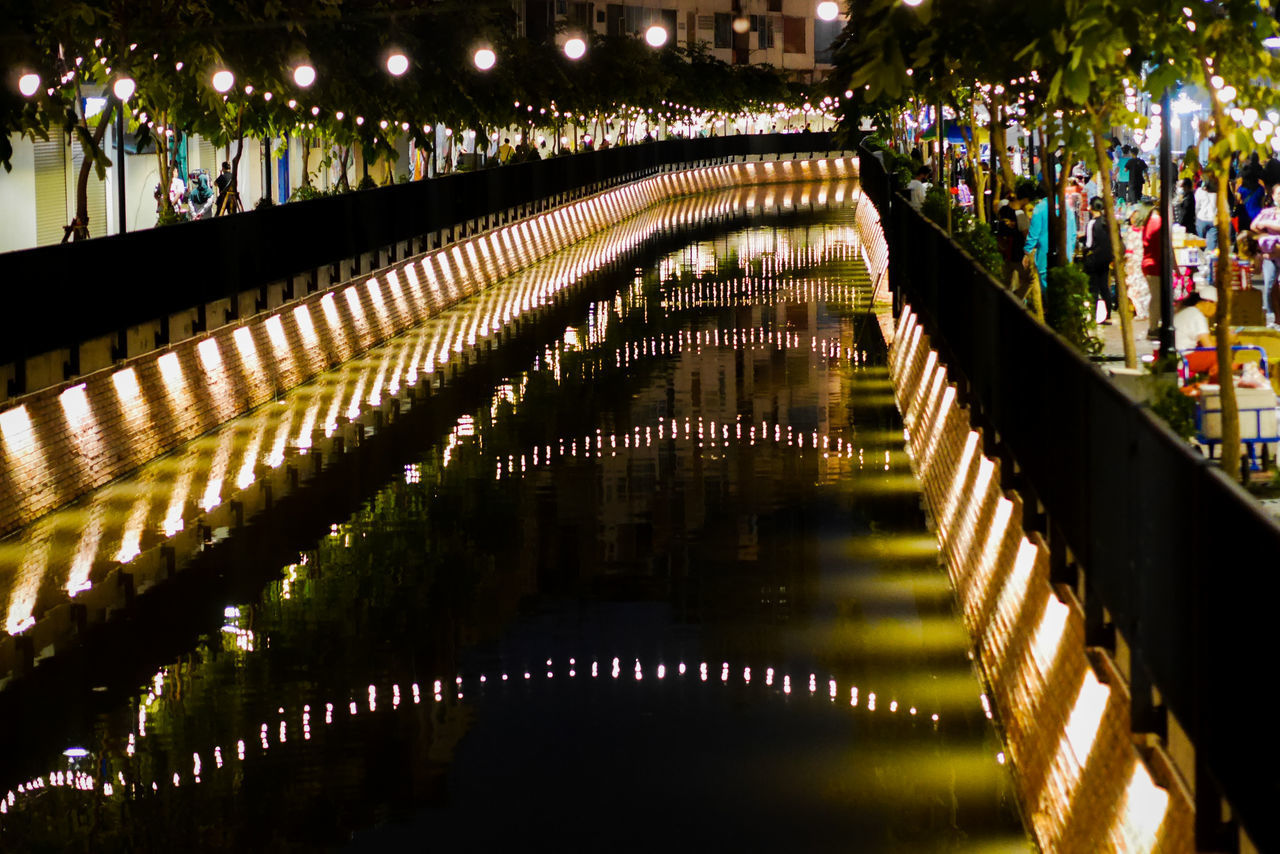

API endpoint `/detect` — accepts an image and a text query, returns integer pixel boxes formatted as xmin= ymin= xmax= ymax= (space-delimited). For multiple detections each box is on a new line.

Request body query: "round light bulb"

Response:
xmin=211 ymin=69 xmax=234 ymax=93
xmin=293 ymin=64 xmax=316 ymax=88
xmin=903 ymin=0 xmax=924 ymax=6
xmin=564 ymin=37 xmax=587 ymax=60
xmin=816 ymin=1 xmax=839 ymax=21
xmin=386 ymin=53 xmax=409 ymax=76
xmin=473 ymin=48 xmax=496 ymax=70
xmin=112 ymin=76 xmax=136 ymax=101
xmin=645 ymin=25 xmax=668 ymax=47
xmin=18 ymin=73 xmax=41 ymax=97
xmin=732 ymin=15 xmax=750 ymax=33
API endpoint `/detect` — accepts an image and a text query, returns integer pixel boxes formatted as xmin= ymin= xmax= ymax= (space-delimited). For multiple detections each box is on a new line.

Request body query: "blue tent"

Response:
xmin=919 ymin=124 xmax=973 ymax=144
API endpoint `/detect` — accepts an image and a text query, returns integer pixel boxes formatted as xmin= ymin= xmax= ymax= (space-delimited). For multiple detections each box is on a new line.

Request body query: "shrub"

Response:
xmin=289 ymin=183 xmax=324 ymax=202
xmin=1045 ymin=264 xmax=1103 ymax=356
xmin=1149 ymin=382 xmax=1197 ymax=440
xmin=920 ymin=184 xmax=951 ymax=226
xmin=951 ymin=210 xmax=1005 ymax=279
xmin=356 ymin=175 xmax=378 ymax=191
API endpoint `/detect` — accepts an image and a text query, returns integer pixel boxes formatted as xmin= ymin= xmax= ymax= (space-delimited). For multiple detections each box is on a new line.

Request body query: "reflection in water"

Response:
xmin=0 ymin=184 xmax=1030 ymax=851
xmin=0 ymin=181 xmax=852 ymax=645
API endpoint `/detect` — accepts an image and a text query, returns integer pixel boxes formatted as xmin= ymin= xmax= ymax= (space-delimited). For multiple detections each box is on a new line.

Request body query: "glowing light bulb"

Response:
xmin=18 ymin=73 xmax=40 ymax=97
xmin=293 ymin=64 xmax=316 ymax=88
xmin=645 ymin=25 xmax=668 ymax=47
xmin=386 ymin=53 xmax=409 ymax=76
xmin=816 ymin=1 xmax=839 ymax=20
xmin=211 ymin=69 xmax=234 ymax=93
xmin=473 ymin=48 xmax=496 ymax=71
xmin=564 ymin=37 xmax=586 ymax=60
xmin=112 ymin=77 xmax=135 ymax=101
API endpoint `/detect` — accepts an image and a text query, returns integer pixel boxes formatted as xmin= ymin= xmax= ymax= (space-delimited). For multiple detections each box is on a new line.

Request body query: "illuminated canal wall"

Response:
xmin=884 ymin=307 xmax=1195 ymax=853
xmin=0 ymin=158 xmax=855 ymax=541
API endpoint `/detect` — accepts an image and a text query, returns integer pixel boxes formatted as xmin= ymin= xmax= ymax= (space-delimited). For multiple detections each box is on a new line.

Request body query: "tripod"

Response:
xmin=217 ymin=189 xmax=244 ymax=215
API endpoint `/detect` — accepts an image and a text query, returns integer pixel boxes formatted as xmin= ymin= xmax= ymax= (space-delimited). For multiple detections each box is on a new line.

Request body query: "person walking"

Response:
xmin=1022 ymin=183 xmax=1077 ymax=293
xmin=1237 ymin=173 xmax=1265 ymax=232
xmin=215 ymin=162 xmax=235 ymax=215
xmin=1126 ymin=149 xmax=1148 ymax=204
xmin=497 ymin=137 xmax=515 ymax=164
xmin=1179 ymin=145 xmax=1202 ymax=185
xmin=906 ymin=166 xmax=930 ymax=211
xmin=1115 ymin=145 xmax=1132 ymax=206
xmin=168 ymin=166 xmax=187 ymax=218
xmin=1173 ymin=177 xmax=1197 ymax=233
xmin=1082 ymin=197 xmax=1115 ymax=323
xmin=1195 ymin=175 xmax=1221 ymax=286
xmin=1238 ymin=182 xmax=1280 ymax=318
xmin=1140 ymin=199 xmax=1165 ymax=337
xmin=1264 ymin=152 xmax=1280 ymax=193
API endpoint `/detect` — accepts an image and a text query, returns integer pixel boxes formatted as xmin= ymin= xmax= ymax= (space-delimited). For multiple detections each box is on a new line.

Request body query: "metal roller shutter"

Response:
xmin=33 ymin=131 xmax=67 ymax=246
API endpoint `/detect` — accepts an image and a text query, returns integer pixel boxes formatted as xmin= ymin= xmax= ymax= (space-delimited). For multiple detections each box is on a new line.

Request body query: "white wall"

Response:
xmin=0 ymin=136 xmax=37 ymax=253
xmin=124 ymin=147 xmax=161 ymax=233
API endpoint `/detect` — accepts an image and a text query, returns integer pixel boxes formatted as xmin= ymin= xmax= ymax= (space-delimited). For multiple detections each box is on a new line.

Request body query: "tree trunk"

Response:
xmin=226 ymin=106 xmax=245 ymax=215
xmin=1091 ymin=115 xmax=1136 ymax=368
xmin=71 ymin=98 xmax=118 ymax=240
xmin=1027 ymin=266 xmax=1046 ymax=322
xmin=965 ymin=93 xmax=986 ymax=225
xmin=1207 ymin=93 xmax=1241 ymax=478
xmin=991 ymin=93 xmax=1017 ymax=193
xmin=152 ymin=113 xmax=175 ymax=218
xmin=991 ymin=108 xmax=1007 ymax=204
xmin=1042 ymin=128 xmax=1059 ymax=268
xmin=301 ymin=134 xmax=312 ymax=187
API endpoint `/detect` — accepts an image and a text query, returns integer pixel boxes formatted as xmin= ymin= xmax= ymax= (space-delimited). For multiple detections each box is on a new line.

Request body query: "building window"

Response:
xmin=782 ymin=15 xmax=805 ymax=54
xmin=814 ymin=18 xmax=841 ymax=63
xmin=714 ymin=12 xmax=733 ymax=48
xmin=751 ymin=14 xmax=774 ymax=49
xmin=767 ymin=0 xmax=781 ymax=11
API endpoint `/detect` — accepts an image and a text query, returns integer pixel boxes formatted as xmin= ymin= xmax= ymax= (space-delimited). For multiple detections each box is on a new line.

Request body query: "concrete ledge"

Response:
xmin=887 ymin=305 xmax=1196 ymax=853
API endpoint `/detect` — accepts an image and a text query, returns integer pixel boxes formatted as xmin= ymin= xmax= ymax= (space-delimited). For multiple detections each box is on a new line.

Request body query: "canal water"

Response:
xmin=0 ymin=181 xmax=1031 ymax=852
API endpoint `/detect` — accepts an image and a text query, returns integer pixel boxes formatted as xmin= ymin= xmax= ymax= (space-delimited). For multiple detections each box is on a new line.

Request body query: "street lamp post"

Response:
xmin=112 ymin=77 xmax=135 ymax=234
xmin=116 ymin=103 xmax=126 ymax=233
xmin=1159 ymin=88 xmax=1175 ymax=358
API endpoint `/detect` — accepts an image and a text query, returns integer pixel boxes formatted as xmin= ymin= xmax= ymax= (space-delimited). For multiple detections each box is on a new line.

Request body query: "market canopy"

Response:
xmin=918 ymin=124 xmax=974 ymax=143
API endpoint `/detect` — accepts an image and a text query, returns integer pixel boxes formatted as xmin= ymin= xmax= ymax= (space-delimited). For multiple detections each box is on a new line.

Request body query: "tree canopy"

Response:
xmin=0 ymin=0 xmax=814 ymax=172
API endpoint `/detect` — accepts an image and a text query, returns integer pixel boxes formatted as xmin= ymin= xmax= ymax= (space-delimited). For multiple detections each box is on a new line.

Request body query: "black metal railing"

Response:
xmin=0 ymin=132 xmax=839 ymax=386
xmin=859 ymin=143 xmax=1280 ymax=851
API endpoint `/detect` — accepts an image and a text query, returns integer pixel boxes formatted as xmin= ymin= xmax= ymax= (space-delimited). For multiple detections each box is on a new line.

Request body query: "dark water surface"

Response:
xmin=0 ymin=183 xmax=1031 ymax=852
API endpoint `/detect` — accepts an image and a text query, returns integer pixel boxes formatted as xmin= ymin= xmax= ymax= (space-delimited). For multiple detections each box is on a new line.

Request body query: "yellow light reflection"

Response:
xmin=65 ymin=508 xmax=105 ymax=596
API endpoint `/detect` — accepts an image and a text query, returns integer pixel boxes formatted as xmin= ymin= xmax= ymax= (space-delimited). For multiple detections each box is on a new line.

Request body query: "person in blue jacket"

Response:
xmin=1020 ymin=183 xmax=1077 ymax=289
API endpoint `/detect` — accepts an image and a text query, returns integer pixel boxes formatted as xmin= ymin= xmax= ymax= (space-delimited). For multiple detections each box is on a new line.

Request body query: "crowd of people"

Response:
xmin=910 ymin=135 xmax=1280 ymax=350
xmin=159 ymin=161 xmax=237 ymax=219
